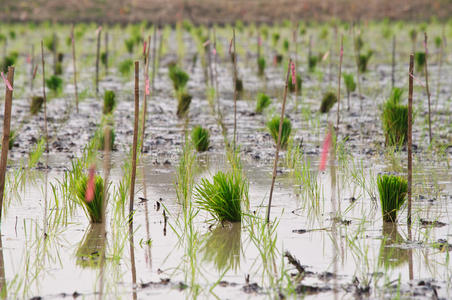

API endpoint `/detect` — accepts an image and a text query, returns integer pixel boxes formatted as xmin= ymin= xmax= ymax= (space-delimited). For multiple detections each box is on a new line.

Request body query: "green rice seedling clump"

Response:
xmin=30 ymin=96 xmax=44 ymax=115
xmin=267 ymin=116 xmax=292 ymax=149
xmin=257 ymin=57 xmax=266 ymax=76
xmin=320 ymin=91 xmax=337 ymax=113
xmin=377 ymin=174 xmax=407 ymax=223
xmin=195 ymin=171 xmax=248 ymax=222
xmin=288 ymin=74 xmax=302 ymax=93
xmin=308 ymin=55 xmax=318 ymax=72
xmin=103 ymin=90 xmax=116 ymax=114
xmin=343 ymin=73 xmax=356 ymax=110
xmin=415 ymin=51 xmax=426 ymax=72
xmin=255 ymin=93 xmax=271 ymax=114
xmin=168 ymin=64 xmax=189 ymax=92
xmin=96 ymin=127 xmax=115 ymax=151
xmin=75 ymin=174 xmax=104 ymax=223
xmin=101 ymin=52 xmax=107 ymax=66
xmin=272 ymin=32 xmax=280 ymax=47
xmin=46 ymin=75 xmax=63 ymax=94
xmin=177 ymin=92 xmax=192 ymax=118
xmin=124 ymin=38 xmax=135 ymax=54
xmin=358 ymin=50 xmax=373 ymax=73
xmin=191 ymin=125 xmax=210 ymax=152
xmin=1 ymin=52 xmax=18 ymax=73
xmin=381 ymin=88 xmax=408 ymax=146
xmin=8 ymin=130 xmax=16 ymax=150
xmin=235 ymin=78 xmax=244 ymax=94
xmin=119 ymin=59 xmax=133 ymax=77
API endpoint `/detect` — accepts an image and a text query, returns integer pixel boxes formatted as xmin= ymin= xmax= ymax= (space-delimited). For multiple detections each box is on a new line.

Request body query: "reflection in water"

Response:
xmin=202 ymin=222 xmax=241 ymax=273
xmin=378 ymin=223 xmax=410 ymax=269
xmin=76 ymin=224 xmax=106 ymax=268
xmin=0 ymin=234 xmax=6 ymax=298
xmin=129 ymin=221 xmax=137 ymax=300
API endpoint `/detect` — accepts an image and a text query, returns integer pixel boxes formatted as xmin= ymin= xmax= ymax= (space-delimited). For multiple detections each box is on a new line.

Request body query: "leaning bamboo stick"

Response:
xmin=232 ymin=28 xmax=238 ymax=150
xmin=0 ymin=66 xmax=15 ymax=220
xmin=71 ymin=25 xmax=79 ymax=113
xmin=140 ymin=36 xmax=151 ymax=153
xmin=41 ymin=41 xmax=49 ymax=152
xmin=95 ymin=27 xmax=102 ymax=95
xmin=266 ymin=59 xmax=292 ymax=223
xmin=407 ymin=54 xmax=414 ymax=226
xmin=423 ymin=32 xmax=432 ymax=144
xmin=336 ymin=36 xmax=343 ymax=135
xmin=129 ymin=61 xmax=140 ymax=221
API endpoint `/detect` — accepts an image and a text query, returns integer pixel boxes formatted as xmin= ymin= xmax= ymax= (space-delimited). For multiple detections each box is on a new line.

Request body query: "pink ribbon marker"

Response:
xmin=1 ymin=72 xmax=13 ymax=91
xmin=291 ymin=61 xmax=296 ymax=85
xmin=26 ymin=54 xmax=31 ymax=64
xmin=409 ymin=72 xmax=426 ymax=88
xmin=202 ymin=40 xmax=210 ymax=47
xmin=319 ymin=130 xmax=332 ymax=171
xmin=258 ymin=36 xmax=262 ymax=46
xmin=212 ymin=48 xmax=217 ymax=55
xmin=145 ymin=77 xmax=150 ymax=95
xmin=85 ymin=165 xmax=96 ymax=203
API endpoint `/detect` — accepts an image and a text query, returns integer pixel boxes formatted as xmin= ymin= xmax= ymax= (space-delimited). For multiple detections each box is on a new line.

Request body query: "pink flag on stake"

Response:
xmin=145 ymin=77 xmax=150 ymax=95
xmin=85 ymin=165 xmax=96 ymax=203
xmin=1 ymin=72 xmax=13 ymax=91
xmin=258 ymin=36 xmax=262 ymax=46
xmin=291 ymin=61 xmax=296 ymax=85
xmin=340 ymin=44 xmax=344 ymax=59
xmin=26 ymin=54 xmax=31 ymax=64
xmin=319 ymin=130 xmax=332 ymax=171
xmin=212 ymin=48 xmax=217 ymax=55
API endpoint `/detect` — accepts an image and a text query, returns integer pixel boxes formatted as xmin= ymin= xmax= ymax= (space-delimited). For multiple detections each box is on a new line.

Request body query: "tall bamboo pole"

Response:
xmin=407 ymin=54 xmax=414 ymax=226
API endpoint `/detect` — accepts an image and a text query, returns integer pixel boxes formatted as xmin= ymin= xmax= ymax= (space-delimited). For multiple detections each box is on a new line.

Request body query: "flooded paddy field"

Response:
xmin=0 ymin=21 xmax=451 ymax=299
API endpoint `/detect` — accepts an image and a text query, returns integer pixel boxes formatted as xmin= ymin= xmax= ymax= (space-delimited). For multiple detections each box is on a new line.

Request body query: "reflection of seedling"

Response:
xmin=288 ymin=74 xmax=301 ymax=93
xmin=267 ymin=116 xmax=292 ymax=149
xmin=320 ymin=91 xmax=337 ymax=113
xmin=202 ymin=222 xmax=241 ymax=272
xmin=76 ymin=224 xmax=106 ymax=268
xmin=30 ymin=96 xmax=44 ymax=115
xmin=195 ymin=171 xmax=248 ymax=222
xmin=382 ymin=88 xmax=408 ymax=146
xmin=256 ymin=93 xmax=271 ymax=114
xmin=191 ymin=125 xmax=210 ymax=152
xmin=415 ymin=51 xmax=426 ymax=72
xmin=377 ymin=174 xmax=407 ymax=223
xmin=343 ymin=73 xmax=356 ymax=111
xmin=75 ymin=172 xmax=105 ymax=223
xmin=103 ymin=90 xmax=116 ymax=115
xmin=378 ymin=223 xmax=409 ymax=269
xmin=45 ymin=75 xmax=63 ymax=94
xmin=119 ymin=59 xmax=133 ymax=77
xmin=257 ymin=57 xmax=266 ymax=76
xmin=358 ymin=50 xmax=373 ymax=73
xmin=177 ymin=92 xmax=192 ymax=118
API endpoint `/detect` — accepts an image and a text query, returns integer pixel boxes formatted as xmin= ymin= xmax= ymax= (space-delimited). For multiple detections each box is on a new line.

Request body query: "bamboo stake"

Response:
xmin=140 ymin=36 xmax=151 ymax=153
xmin=352 ymin=24 xmax=362 ymax=111
xmin=232 ymin=28 xmax=238 ymax=150
xmin=95 ymin=27 xmax=102 ymax=95
xmin=0 ymin=66 xmax=14 ymax=221
xmin=407 ymin=54 xmax=414 ymax=226
xmin=423 ymin=32 xmax=432 ymax=144
xmin=436 ymin=33 xmax=444 ymax=110
xmin=293 ymin=27 xmax=299 ymax=112
xmin=30 ymin=45 xmax=34 ymax=91
xmin=71 ymin=25 xmax=79 ymax=113
xmin=336 ymin=36 xmax=343 ymax=135
xmin=391 ymin=35 xmax=396 ymax=90
xmin=52 ymin=33 xmax=57 ymax=75
xmin=151 ymin=25 xmax=157 ymax=92
xmin=41 ymin=41 xmax=49 ymax=152
xmin=207 ymin=27 xmax=214 ymax=87
xmin=104 ymin=31 xmax=109 ymax=75
xmin=129 ymin=61 xmax=140 ymax=221
xmin=266 ymin=59 xmax=292 ymax=223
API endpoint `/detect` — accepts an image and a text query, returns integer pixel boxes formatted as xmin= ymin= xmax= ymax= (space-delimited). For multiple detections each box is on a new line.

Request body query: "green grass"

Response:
xmin=377 ymin=174 xmax=407 ymax=223
xmin=30 ymin=96 xmax=44 ymax=115
xmin=256 ymin=93 xmax=271 ymax=114
xmin=320 ymin=91 xmax=337 ymax=113
xmin=103 ymin=90 xmax=116 ymax=115
xmin=195 ymin=171 xmax=248 ymax=222
xmin=75 ymin=174 xmax=104 ymax=223
xmin=258 ymin=57 xmax=266 ymax=76
xmin=267 ymin=116 xmax=292 ymax=149
xmin=191 ymin=126 xmax=210 ymax=152
xmin=381 ymin=88 xmax=408 ymax=147
xmin=45 ymin=75 xmax=63 ymax=94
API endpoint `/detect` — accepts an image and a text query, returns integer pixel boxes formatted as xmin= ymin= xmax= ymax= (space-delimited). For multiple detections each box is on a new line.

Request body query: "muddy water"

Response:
xmin=0 ymin=24 xmax=451 ymax=299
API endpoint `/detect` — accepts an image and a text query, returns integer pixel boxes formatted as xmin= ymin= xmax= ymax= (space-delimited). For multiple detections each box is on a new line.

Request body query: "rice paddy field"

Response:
xmin=0 ymin=19 xmax=451 ymax=299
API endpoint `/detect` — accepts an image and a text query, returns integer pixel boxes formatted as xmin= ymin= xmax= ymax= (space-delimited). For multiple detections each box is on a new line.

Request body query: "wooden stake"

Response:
xmin=423 ymin=32 xmax=432 ymax=144
xmin=104 ymin=31 xmax=109 ymax=75
xmin=336 ymin=36 xmax=343 ymax=135
xmin=140 ymin=36 xmax=151 ymax=153
xmin=151 ymin=25 xmax=157 ymax=93
xmin=52 ymin=33 xmax=57 ymax=76
xmin=293 ymin=27 xmax=299 ymax=112
xmin=266 ymin=59 xmax=292 ymax=223
xmin=352 ymin=24 xmax=362 ymax=111
xmin=0 ymin=66 xmax=14 ymax=221
xmin=71 ymin=25 xmax=79 ymax=113
xmin=232 ymin=28 xmax=238 ymax=150
xmin=407 ymin=54 xmax=414 ymax=226
xmin=436 ymin=31 xmax=444 ymax=110
xmin=30 ymin=44 xmax=34 ymax=91
xmin=129 ymin=61 xmax=140 ymax=221
xmin=391 ymin=35 xmax=396 ymax=90
xmin=41 ymin=41 xmax=49 ymax=152
xmin=95 ymin=28 xmax=102 ymax=95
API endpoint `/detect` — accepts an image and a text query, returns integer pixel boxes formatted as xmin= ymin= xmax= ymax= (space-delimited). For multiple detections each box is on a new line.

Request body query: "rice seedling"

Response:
xmin=124 ymin=38 xmax=135 ymax=54
xmin=168 ymin=64 xmax=189 ymax=92
xmin=272 ymin=32 xmax=280 ymax=47
xmin=235 ymin=78 xmax=243 ymax=95
xmin=288 ymin=74 xmax=301 ymax=93
xmin=267 ymin=116 xmax=292 ymax=149
xmin=415 ymin=51 xmax=426 ymax=73
xmin=76 ymin=224 xmax=106 ymax=268
xmin=45 ymin=75 xmax=63 ymax=94
xmin=308 ymin=55 xmax=318 ymax=72
xmin=381 ymin=88 xmax=408 ymax=146
xmin=96 ymin=127 xmax=115 ymax=151
xmin=30 ymin=96 xmax=44 ymax=115
xmin=103 ymin=90 xmax=116 ymax=115
xmin=377 ymin=174 xmax=407 ymax=223
xmin=274 ymin=54 xmax=283 ymax=65
xmin=119 ymin=59 xmax=133 ymax=77
xmin=257 ymin=56 xmax=266 ymax=76
xmin=195 ymin=170 xmax=248 ymax=222
xmin=320 ymin=91 xmax=337 ymax=113
xmin=343 ymin=73 xmax=356 ymax=111
xmin=255 ymin=93 xmax=271 ymax=114
xmin=75 ymin=169 xmax=105 ymax=223
xmin=177 ymin=92 xmax=192 ymax=118
xmin=1 ymin=52 xmax=18 ymax=73
xmin=358 ymin=50 xmax=373 ymax=73
xmin=191 ymin=126 xmax=210 ymax=152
